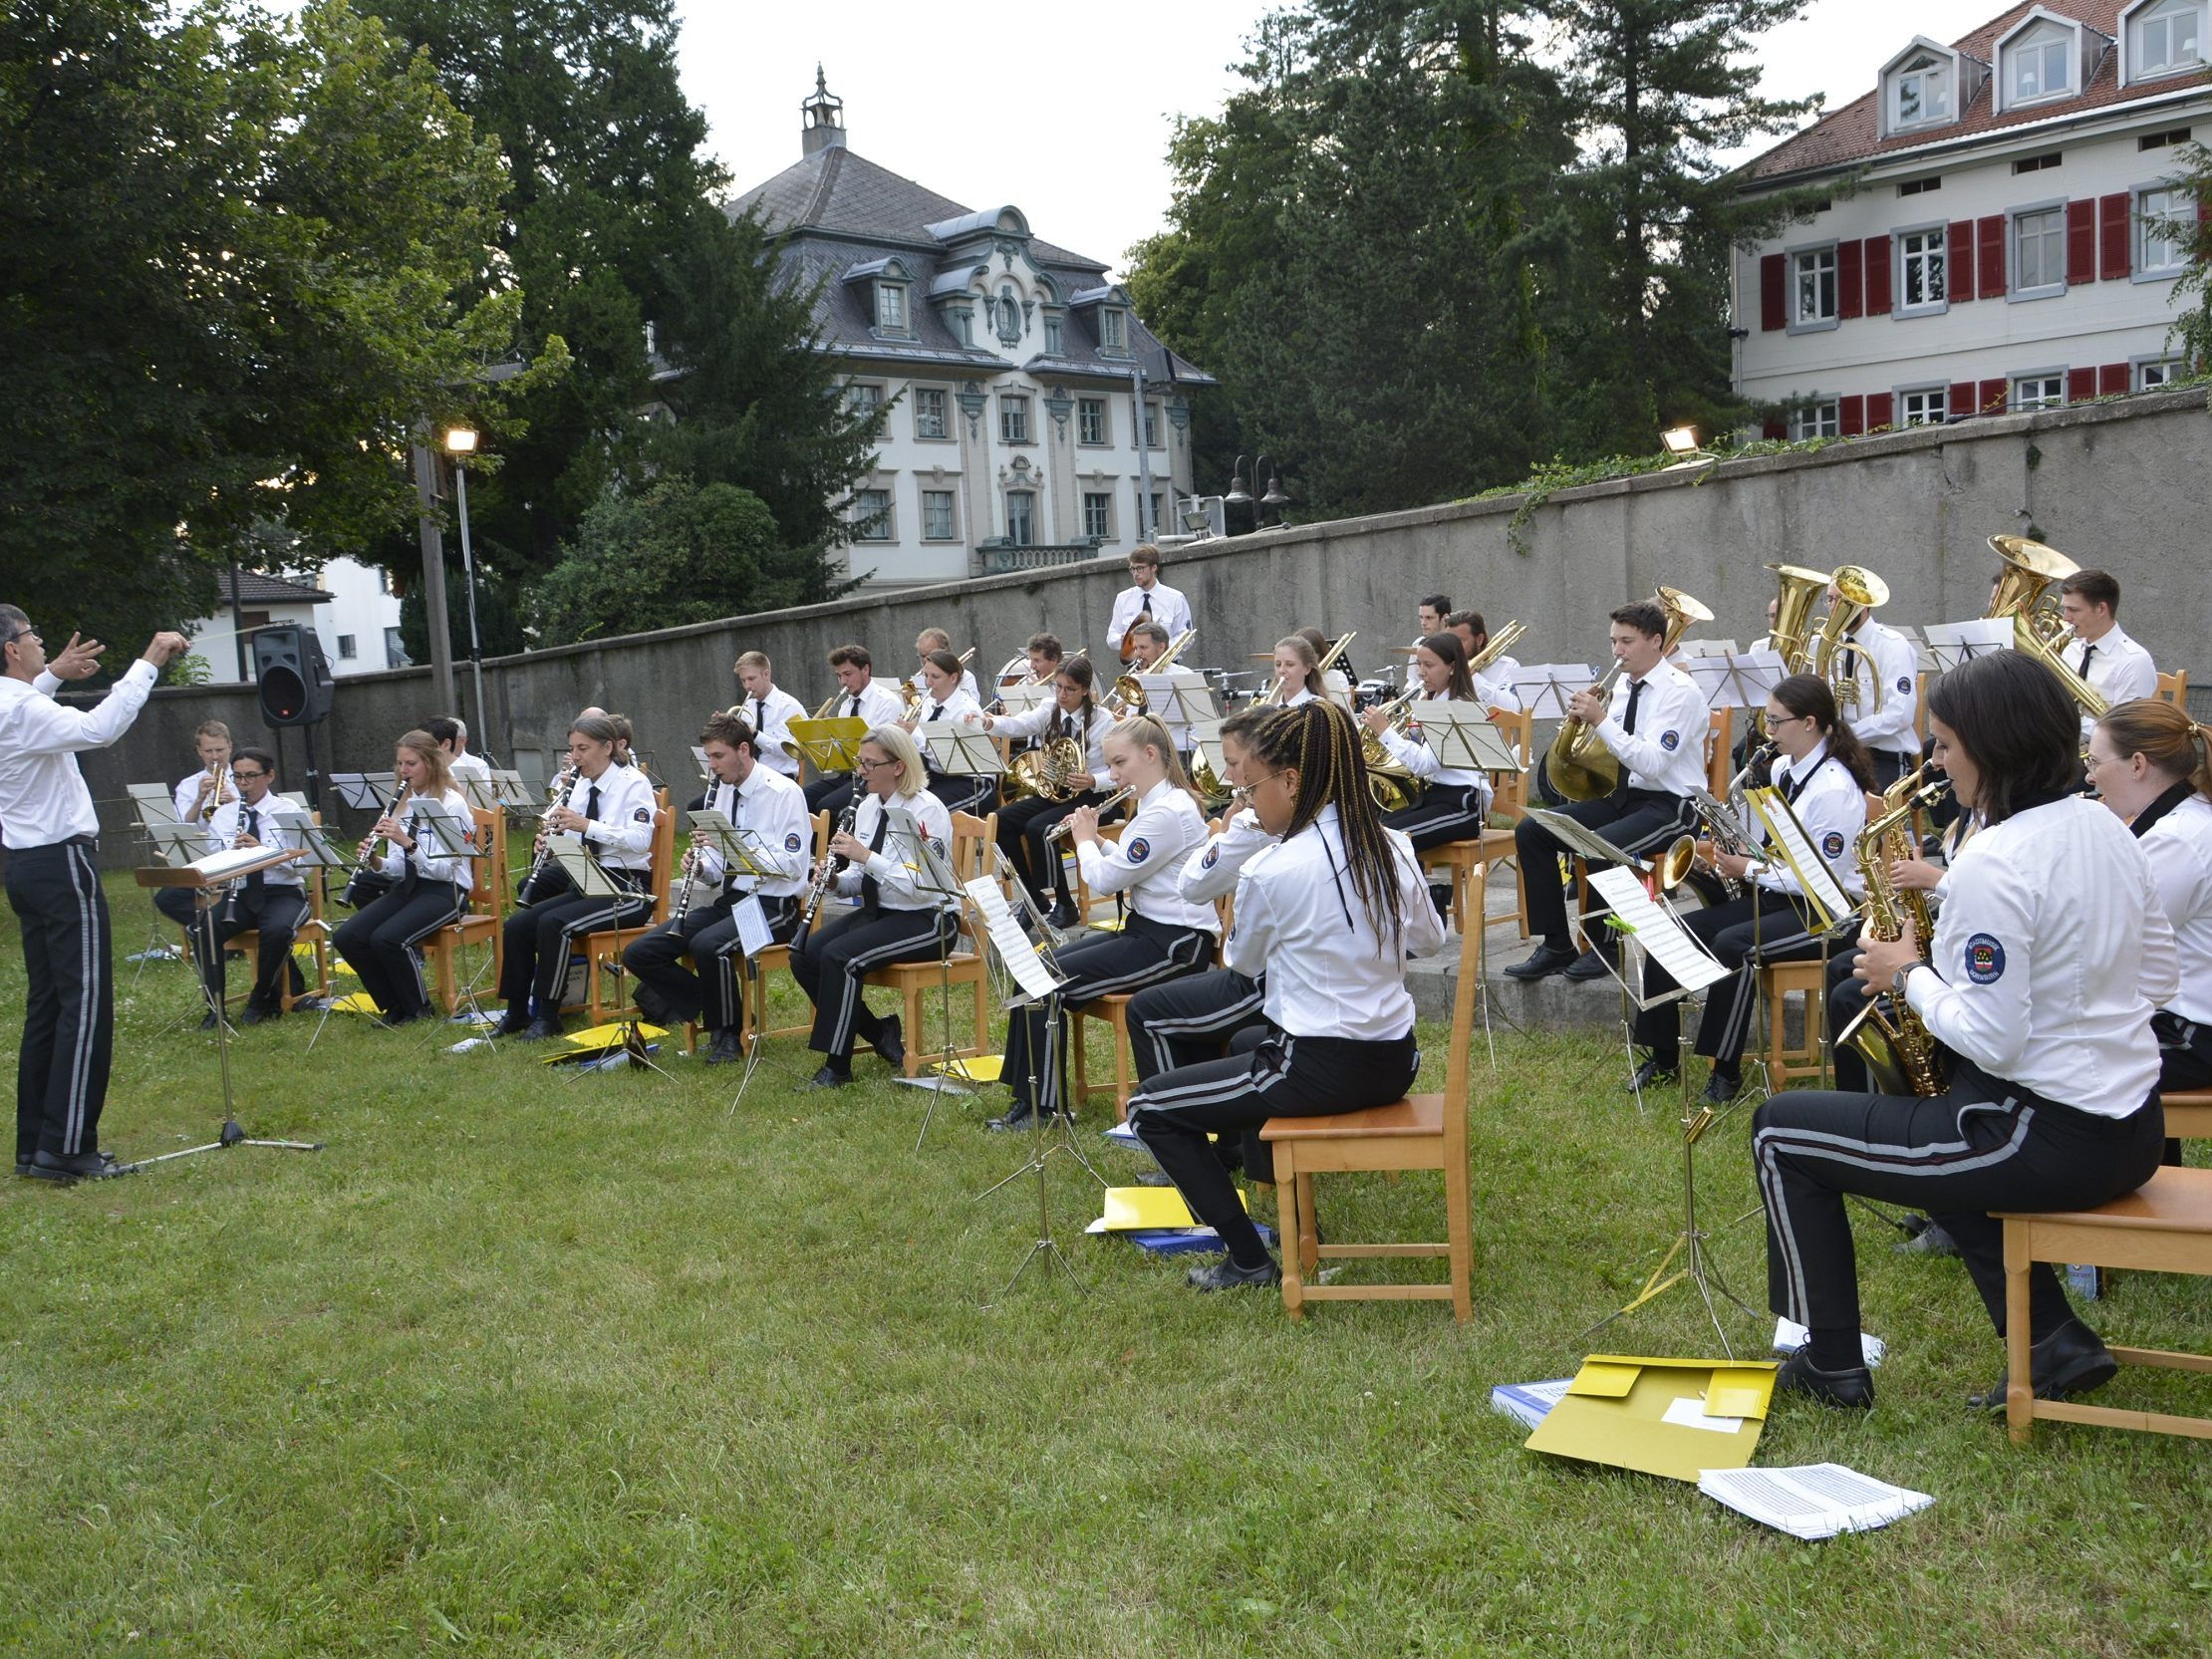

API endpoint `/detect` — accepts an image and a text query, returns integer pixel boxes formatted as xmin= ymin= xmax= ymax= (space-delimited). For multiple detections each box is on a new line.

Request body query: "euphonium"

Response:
xmin=1987 ymin=534 xmax=2078 ymax=647
xmin=1545 ymin=587 xmax=1713 ymax=802
xmin=1809 ymin=564 xmax=1891 ymax=711
xmin=1838 ymin=771 xmax=1950 ymax=1097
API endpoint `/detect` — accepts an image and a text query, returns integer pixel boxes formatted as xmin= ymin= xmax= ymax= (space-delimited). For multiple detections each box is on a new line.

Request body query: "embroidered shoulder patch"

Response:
xmin=1658 ymin=730 xmax=1681 ymax=752
xmin=784 ymin=830 xmax=803 ymax=852
xmin=1897 ymin=675 xmax=1913 ymax=696
xmin=1820 ymin=830 xmax=1845 ymax=859
xmin=929 ymin=837 xmax=947 ymax=859
xmin=1965 ymin=933 xmax=2006 ymax=984
xmin=1202 ymin=844 xmax=1221 ymax=869
xmin=1126 ymin=836 xmax=1150 ymax=864
xmin=633 ymin=806 xmax=652 ymax=823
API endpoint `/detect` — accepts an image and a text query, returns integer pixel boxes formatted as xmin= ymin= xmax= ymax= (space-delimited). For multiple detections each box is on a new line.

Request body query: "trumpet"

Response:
xmin=797 ymin=800 xmax=860 ymax=931
xmin=190 ymin=763 xmax=236 ymax=824
xmin=904 ymin=648 xmax=977 ymax=718
xmin=1044 ymin=784 xmax=1137 ymax=842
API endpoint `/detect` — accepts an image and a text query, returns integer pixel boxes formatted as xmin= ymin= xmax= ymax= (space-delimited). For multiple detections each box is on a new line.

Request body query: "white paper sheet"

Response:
xmin=1586 ymin=867 xmax=1731 ymax=991
xmin=732 ymin=895 xmax=773 ymax=958
xmin=1662 ymin=1395 xmax=1748 ymax=1435
xmin=1697 ymin=1464 xmax=1933 ymax=1540
xmin=964 ymin=875 xmax=1064 ymax=1001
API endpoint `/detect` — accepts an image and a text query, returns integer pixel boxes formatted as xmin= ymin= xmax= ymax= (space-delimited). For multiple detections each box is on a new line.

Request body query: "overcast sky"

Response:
xmin=684 ymin=0 xmax=2011 ymax=278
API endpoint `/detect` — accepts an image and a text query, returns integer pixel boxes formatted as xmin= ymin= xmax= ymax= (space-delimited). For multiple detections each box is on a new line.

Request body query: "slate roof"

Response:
xmin=1742 ymin=2 xmax=2206 ymax=184
xmin=223 ymin=570 xmax=332 ymax=606
xmin=728 ymin=143 xmax=1217 ymax=387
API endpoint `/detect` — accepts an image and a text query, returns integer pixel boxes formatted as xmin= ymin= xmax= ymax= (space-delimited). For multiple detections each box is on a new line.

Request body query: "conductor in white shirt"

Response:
xmin=1105 ymin=545 xmax=1192 ymax=663
xmin=1 ymin=611 xmax=189 ymax=1180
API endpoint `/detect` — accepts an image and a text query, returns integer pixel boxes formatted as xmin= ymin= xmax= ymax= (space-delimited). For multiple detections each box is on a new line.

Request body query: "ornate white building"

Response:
xmin=1733 ymin=0 xmax=2206 ymax=437
xmin=730 ymin=72 xmax=1216 ymax=589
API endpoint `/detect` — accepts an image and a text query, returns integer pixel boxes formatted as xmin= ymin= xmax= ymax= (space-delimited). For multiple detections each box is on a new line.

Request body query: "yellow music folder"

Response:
xmin=1096 ymin=1185 xmax=1250 ymax=1233
xmin=1523 ymin=1354 xmax=1778 ymax=1483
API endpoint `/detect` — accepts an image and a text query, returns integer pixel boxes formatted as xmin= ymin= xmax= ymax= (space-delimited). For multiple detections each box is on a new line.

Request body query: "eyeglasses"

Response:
xmin=231 ymin=769 xmax=269 ymax=782
xmin=1244 ymin=769 xmax=1288 ymax=791
xmin=856 ymin=755 xmax=900 ymax=772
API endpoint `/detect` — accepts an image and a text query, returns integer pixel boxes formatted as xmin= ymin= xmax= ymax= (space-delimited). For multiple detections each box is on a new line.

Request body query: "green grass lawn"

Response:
xmin=1 ymin=873 xmax=2208 ymax=1656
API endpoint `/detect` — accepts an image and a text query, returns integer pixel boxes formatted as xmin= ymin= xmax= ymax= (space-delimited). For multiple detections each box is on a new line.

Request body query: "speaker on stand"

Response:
xmin=250 ymin=624 xmax=335 ymax=809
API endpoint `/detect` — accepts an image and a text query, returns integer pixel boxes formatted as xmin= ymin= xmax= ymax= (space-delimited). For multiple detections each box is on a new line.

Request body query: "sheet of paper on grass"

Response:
xmin=1698 ymin=1465 xmax=1932 ymax=1539
xmin=1489 ymin=1379 xmax=1573 ymax=1431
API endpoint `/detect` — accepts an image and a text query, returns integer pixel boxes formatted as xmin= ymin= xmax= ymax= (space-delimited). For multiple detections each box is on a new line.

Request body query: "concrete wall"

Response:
xmin=51 ymin=385 xmax=2209 ymax=868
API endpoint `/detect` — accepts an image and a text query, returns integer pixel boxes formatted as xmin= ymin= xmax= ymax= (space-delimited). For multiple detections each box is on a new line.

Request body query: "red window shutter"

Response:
xmin=2099 ymin=193 xmax=2130 ymax=280
xmin=1977 ymin=215 xmax=2007 ymax=300
xmin=1947 ymin=220 xmax=1976 ymax=301
xmin=2067 ymin=200 xmax=2095 ymax=284
xmin=1865 ymin=392 xmax=1894 ymax=430
xmin=1947 ymin=380 xmax=1976 ymax=418
xmin=1839 ymin=395 xmax=1866 ymax=435
xmin=2099 ymin=363 xmax=2129 ymax=397
xmin=1760 ymin=253 xmax=1787 ymax=331
xmin=1762 ymin=415 xmax=1787 ymax=440
xmin=1978 ymin=377 xmax=2009 ymax=415
xmin=1862 ymin=237 xmax=1892 ymax=314
xmin=2068 ymin=368 xmax=2098 ymax=403
xmin=1838 ymin=240 xmax=1864 ymax=320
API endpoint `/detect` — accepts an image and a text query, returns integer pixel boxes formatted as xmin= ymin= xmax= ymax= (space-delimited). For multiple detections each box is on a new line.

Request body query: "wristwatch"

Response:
xmin=1891 ymin=962 xmax=1922 ymax=999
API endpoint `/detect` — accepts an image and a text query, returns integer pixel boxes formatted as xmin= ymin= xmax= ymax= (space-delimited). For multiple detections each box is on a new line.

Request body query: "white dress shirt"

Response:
xmin=834 ymin=788 xmax=958 ymax=913
xmin=739 ymin=685 xmax=808 ymax=778
xmin=448 ymin=750 xmax=492 ymax=783
xmin=1842 ymin=619 xmax=1921 ymax=754
xmin=694 ymin=765 xmax=811 ymax=901
xmin=1906 ymin=796 xmax=2173 ymax=1116
xmin=992 ymin=700 xmax=1111 ymax=781
xmin=0 ymin=660 xmax=156 ymax=848
xmin=557 ymin=763 xmax=657 ymax=873
xmin=914 ymin=686 xmax=983 ymax=729
xmin=1178 ymin=808 xmax=1275 ymax=906
xmin=1106 ymin=581 xmax=1193 ymax=654
xmin=173 ymin=766 xmax=234 ymax=828
xmin=2137 ymin=791 xmax=2212 ymax=1026
xmin=207 ymin=792 xmax=308 ymax=890
xmin=1226 ymin=805 xmax=1446 ymax=1040
xmin=1379 ymin=695 xmax=1493 ymax=802
xmin=375 ymin=786 xmax=478 ymax=889
xmin=1472 ymin=655 xmax=1523 ymax=710
xmin=1075 ymin=779 xmax=1219 ymax=933
xmin=1280 ymin=686 xmax=1319 ymax=708
xmin=2069 ymin=623 xmax=2158 ymax=738
xmin=1741 ymin=741 xmax=1867 ymax=901
xmin=1594 ymin=659 xmax=1710 ymax=797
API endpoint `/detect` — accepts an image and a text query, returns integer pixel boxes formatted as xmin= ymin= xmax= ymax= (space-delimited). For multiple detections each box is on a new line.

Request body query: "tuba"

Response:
xmin=1838 ymin=771 xmax=1952 ymax=1096
xmin=1809 ymin=563 xmax=1891 ymax=712
xmin=1544 ymin=587 xmax=1712 ymax=802
xmin=1766 ymin=563 xmax=1831 ymax=672
xmin=1987 ymin=534 xmax=2077 ymax=648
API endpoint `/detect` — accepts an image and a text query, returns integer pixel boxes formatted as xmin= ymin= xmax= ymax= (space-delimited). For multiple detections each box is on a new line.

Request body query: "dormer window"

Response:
xmin=1100 ymin=308 xmax=1127 ymax=351
xmin=875 ymin=282 xmax=908 ymax=332
xmin=2005 ymin=18 xmax=2076 ymax=107
xmin=1891 ymin=50 xmax=1951 ymax=129
xmin=2126 ymin=0 xmax=2206 ymax=81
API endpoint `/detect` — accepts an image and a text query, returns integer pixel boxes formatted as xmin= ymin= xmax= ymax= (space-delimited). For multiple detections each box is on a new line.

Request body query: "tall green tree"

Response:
xmin=0 ymin=0 xmax=522 ymax=651
xmin=2161 ymin=139 xmax=2212 ymax=377
xmin=530 ymin=478 xmax=782 ymax=647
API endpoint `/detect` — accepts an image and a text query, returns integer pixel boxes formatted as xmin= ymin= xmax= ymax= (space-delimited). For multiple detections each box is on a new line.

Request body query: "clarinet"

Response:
xmin=796 ymin=801 xmax=860 ymax=931
xmin=516 ymin=763 xmax=577 ymax=905
xmin=344 ymin=786 xmax=411 ymax=908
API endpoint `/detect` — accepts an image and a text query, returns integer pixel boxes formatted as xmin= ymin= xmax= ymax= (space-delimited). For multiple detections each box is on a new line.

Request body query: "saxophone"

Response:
xmin=1839 ymin=772 xmax=1950 ymax=1096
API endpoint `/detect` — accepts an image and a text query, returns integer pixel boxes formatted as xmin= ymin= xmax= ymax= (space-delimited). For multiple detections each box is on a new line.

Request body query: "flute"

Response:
xmin=1044 ymin=784 xmax=1137 ymax=842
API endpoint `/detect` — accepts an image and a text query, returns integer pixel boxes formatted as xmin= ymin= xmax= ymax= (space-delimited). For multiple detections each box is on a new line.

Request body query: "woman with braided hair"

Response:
xmin=1127 ymin=699 xmax=1447 ymax=1292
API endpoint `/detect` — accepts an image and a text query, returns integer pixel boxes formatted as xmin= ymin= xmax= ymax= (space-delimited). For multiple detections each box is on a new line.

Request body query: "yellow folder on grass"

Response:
xmin=1523 ymin=1354 xmax=1778 ymax=1483
xmin=1096 ymin=1186 xmax=1248 ymax=1233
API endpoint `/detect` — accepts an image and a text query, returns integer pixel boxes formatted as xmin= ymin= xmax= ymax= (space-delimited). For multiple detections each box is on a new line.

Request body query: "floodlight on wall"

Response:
xmin=1658 ymin=423 xmax=1721 ymax=479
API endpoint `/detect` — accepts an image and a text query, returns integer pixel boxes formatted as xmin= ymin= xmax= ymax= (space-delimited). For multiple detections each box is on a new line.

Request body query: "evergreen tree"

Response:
xmin=529 ymin=479 xmax=782 ymax=647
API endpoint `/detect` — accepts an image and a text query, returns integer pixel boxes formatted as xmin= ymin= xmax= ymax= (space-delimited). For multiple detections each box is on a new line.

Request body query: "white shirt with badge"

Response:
xmin=557 ymin=763 xmax=657 ymax=873
xmin=1472 ymin=656 xmax=1522 ymax=711
xmin=2137 ymin=791 xmax=2212 ymax=1026
xmin=991 ymin=699 xmax=1112 ymax=780
xmin=824 ymin=677 xmax=906 ymax=733
xmin=1226 ymin=805 xmax=1446 ymax=1040
xmin=1843 ymin=619 xmax=1921 ymax=754
xmin=0 ymin=660 xmax=157 ymax=848
xmin=1594 ymin=659 xmax=1710 ymax=797
xmin=833 ymin=788 xmax=958 ymax=913
xmin=207 ymin=793 xmax=308 ymax=890
xmin=694 ymin=765 xmax=811 ymax=901
xmin=1905 ymin=796 xmax=2175 ymax=1116
xmin=1106 ymin=582 xmax=1193 ymax=654
xmin=1178 ymin=808 xmax=1276 ymax=906
xmin=1074 ymin=779 xmax=1218 ymax=934
xmin=738 ymin=685 xmax=809 ymax=778
xmin=1740 ymin=741 xmax=1867 ymax=901
xmin=375 ymin=785 xmax=478 ymax=889
xmin=2069 ymin=623 xmax=2158 ymax=737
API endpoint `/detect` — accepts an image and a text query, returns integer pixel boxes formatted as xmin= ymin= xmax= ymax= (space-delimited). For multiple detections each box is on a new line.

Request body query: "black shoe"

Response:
xmin=872 ymin=1014 xmax=906 ymax=1070
xmin=1133 ymin=1169 xmax=1174 ymax=1187
xmin=1505 ymin=943 xmax=1580 ymax=981
xmin=1562 ymin=942 xmax=1618 ymax=981
xmin=1967 ymin=1317 xmax=2118 ymax=1411
xmin=703 ymin=1028 xmax=745 ymax=1065
xmin=240 ymin=1002 xmax=279 ymax=1026
xmin=27 ymin=1149 xmax=131 ymax=1184
xmin=1776 ymin=1345 xmax=1875 ymax=1410
xmin=1626 ymin=1055 xmax=1678 ymax=1094
xmin=631 ymin=984 xmax=676 ymax=1025
xmin=197 ymin=1011 xmax=221 ymax=1033
xmin=1428 ymin=883 xmax=1453 ymax=923
xmin=291 ymin=994 xmax=329 ymax=1014
xmin=988 ymin=1101 xmax=1039 ymax=1133
xmin=806 ymin=1064 xmax=855 ymax=1089
xmin=1046 ymin=900 xmax=1080 ymax=931
xmin=494 ymin=1010 xmax=532 ymax=1036
xmin=1702 ymin=1067 xmax=1744 ymax=1106
xmin=520 ymin=1016 xmax=564 ymax=1041
xmin=1187 ymin=1255 xmax=1283 ymax=1291
xmin=1895 ymin=1216 xmax=1962 ymax=1256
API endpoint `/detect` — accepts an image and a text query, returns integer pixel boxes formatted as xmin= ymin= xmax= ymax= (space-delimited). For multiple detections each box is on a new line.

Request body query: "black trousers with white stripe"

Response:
xmin=622 ymin=895 xmax=798 ymax=1032
xmin=803 ymin=774 xmax=856 ymax=815
xmin=1126 ymin=968 xmax=1266 ymax=1085
xmin=1513 ymin=786 xmax=1695 ymax=948
xmin=497 ymin=875 xmax=653 ymax=1014
xmin=1130 ymin=1028 xmax=1421 ymax=1269
xmin=789 ymin=904 xmax=958 ymax=1062
xmin=8 ymin=839 xmax=113 ymax=1160
xmin=1630 ymin=891 xmax=1834 ymax=1071
xmin=333 ymin=880 xmax=465 ymax=1020
xmin=1002 ymin=913 xmax=1213 ymax=1113
xmin=1752 ymin=1062 xmax=2163 ymax=1344
xmin=994 ymin=788 xmax=1108 ymax=905
xmin=926 ymin=770 xmax=995 ymax=820
xmin=1383 ymin=782 xmax=1488 ymax=856
xmin=188 ymin=883 xmax=310 ymax=1012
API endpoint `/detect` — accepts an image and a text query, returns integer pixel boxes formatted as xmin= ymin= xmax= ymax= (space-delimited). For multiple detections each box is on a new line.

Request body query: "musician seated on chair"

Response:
xmin=624 ymin=711 xmax=810 ymax=1065
xmin=1508 ymin=600 xmax=1710 ymax=983
xmin=332 ymin=731 xmax=477 ymax=1029
xmin=991 ymin=714 xmax=1217 ymax=1132
xmin=494 ymin=713 xmax=657 ymax=1040
xmin=2060 ymin=569 xmax=2158 ymax=744
xmin=186 ymin=748 xmax=319 ymax=1028
xmin=787 ymin=725 xmax=958 ymax=1089
xmin=153 ymin=720 xmax=236 ymax=940
xmin=1124 ymin=621 xmax=1194 ymax=757
xmin=1364 ymin=630 xmax=1495 ymax=921
xmin=425 ymin=713 xmax=492 ymax=786
xmin=733 ymin=651 xmax=807 ymax=780
xmin=1127 ymin=701 xmax=1446 ymax=1292
xmin=1446 ymin=610 xmax=1521 ymax=710
xmin=913 ymin=627 xmax=980 ymax=703
xmin=978 ymin=655 xmax=1113 ymax=930
xmin=1752 ymin=651 xmax=2171 ymax=1414
xmin=803 ymin=645 xmax=904 ymax=814
xmin=902 ymin=649 xmax=990 ymax=817
xmin=1629 ymin=675 xmax=1871 ymax=1106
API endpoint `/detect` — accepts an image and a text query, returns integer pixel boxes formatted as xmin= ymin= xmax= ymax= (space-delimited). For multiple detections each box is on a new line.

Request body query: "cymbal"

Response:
xmin=1246 ymin=653 xmax=1278 ymax=660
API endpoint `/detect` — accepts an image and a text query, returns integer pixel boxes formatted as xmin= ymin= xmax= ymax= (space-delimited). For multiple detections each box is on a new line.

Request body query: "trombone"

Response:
xmin=1106 ymin=628 xmax=1197 ymax=717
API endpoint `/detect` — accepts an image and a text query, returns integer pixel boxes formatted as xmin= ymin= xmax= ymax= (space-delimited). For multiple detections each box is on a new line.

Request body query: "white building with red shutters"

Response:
xmin=1732 ymin=1 xmax=2207 ymax=438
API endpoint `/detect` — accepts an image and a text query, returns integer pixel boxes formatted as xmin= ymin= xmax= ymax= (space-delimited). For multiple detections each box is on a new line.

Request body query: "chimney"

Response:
xmin=801 ymin=64 xmax=845 ymax=158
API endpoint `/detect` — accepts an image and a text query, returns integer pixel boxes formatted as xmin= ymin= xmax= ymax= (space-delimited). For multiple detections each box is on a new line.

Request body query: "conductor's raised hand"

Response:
xmin=141 ymin=631 xmax=190 ymax=669
xmin=47 ymin=633 xmax=107 ymax=680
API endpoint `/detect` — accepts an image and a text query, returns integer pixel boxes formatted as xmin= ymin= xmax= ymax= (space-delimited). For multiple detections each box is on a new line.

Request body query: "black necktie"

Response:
xmin=582 ymin=782 xmax=600 ymax=846
xmin=754 ymin=696 xmax=765 ymax=729
xmin=927 ymin=701 xmax=942 ymax=721
xmin=1782 ymin=764 xmax=1810 ymax=804
xmin=845 ymin=692 xmax=860 ymax=717
xmin=2079 ymin=643 xmax=2096 ymax=679
xmin=860 ymin=809 xmax=889 ymax=914
xmin=245 ymin=806 xmax=264 ymax=892
xmin=1622 ymin=678 xmax=1644 ymax=735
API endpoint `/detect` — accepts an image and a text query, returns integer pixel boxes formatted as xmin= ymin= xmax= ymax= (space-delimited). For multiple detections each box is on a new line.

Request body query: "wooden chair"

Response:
xmin=1758 ymin=959 xmax=1830 ymax=1086
xmin=1707 ymin=704 xmax=1736 ymax=798
xmin=220 ymin=811 xmax=335 ymax=1014
xmin=1472 ymin=705 xmax=1536 ymax=941
xmin=1261 ymin=873 xmax=1481 ymax=1322
xmin=1915 ymin=672 xmax=1931 ymax=746
xmin=1996 ymin=1167 xmax=2212 ymax=1444
xmin=857 ymin=808 xmax=994 ymax=1077
xmin=2157 ymin=669 xmax=2190 ymax=707
xmin=423 ymin=807 xmax=506 ymax=1017
xmin=2162 ymin=1089 xmax=2212 ymax=1140
xmin=681 ymin=810 xmax=832 ymax=1056
xmin=579 ymin=801 xmax=676 ymax=1023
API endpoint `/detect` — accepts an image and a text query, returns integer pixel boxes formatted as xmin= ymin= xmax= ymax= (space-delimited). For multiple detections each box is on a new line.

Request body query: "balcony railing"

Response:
xmin=975 ymin=538 xmax=1102 ymax=575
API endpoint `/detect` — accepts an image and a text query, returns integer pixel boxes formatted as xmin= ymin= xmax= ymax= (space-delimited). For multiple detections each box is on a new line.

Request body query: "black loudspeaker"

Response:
xmin=251 ymin=624 xmax=335 ymax=727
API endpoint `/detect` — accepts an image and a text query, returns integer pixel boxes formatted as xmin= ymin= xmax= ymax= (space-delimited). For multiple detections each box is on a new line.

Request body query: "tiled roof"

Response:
xmin=1743 ymin=2 xmax=2205 ymax=183
xmin=224 ymin=570 xmax=332 ymax=605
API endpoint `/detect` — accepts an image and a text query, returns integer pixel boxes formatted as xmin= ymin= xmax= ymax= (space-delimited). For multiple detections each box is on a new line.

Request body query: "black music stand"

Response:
xmin=881 ymin=808 xmax=979 ymax=1152
xmin=541 ymin=838 xmax=670 ymax=1077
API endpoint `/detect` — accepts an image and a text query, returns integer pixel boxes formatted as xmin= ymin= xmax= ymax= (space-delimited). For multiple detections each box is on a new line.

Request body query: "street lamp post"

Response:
xmin=1225 ymin=454 xmax=1290 ymax=533
xmin=443 ymin=426 xmax=488 ymax=743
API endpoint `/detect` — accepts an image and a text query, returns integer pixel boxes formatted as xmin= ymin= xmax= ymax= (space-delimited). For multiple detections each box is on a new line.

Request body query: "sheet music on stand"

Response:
xmin=288 ymin=820 xmax=354 ymax=872
xmin=920 ymin=721 xmax=1003 ymax=785
xmin=1512 ymin=665 xmax=1599 ymax=721
xmin=964 ymin=875 xmax=1066 ymax=1003
xmin=145 ymin=822 xmax=207 ymax=868
xmin=1685 ymin=648 xmax=1787 ymax=712
xmin=995 ymin=684 xmax=1052 ymax=716
xmin=458 ymin=772 xmax=503 ymax=811
xmin=128 ymin=783 xmax=181 ymax=827
xmin=1922 ymin=617 xmax=2013 ymax=672
xmin=548 ymin=836 xmax=627 ymax=898
xmin=329 ymin=771 xmax=397 ymax=814
xmin=411 ymin=799 xmax=482 ymax=860
xmin=1676 ymin=639 xmax=1742 ymax=659
xmin=1411 ymin=702 xmax=1523 ymax=774
xmin=1743 ymin=786 xmax=1853 ymax=929
xmin=688 ymin=810 xmax=799 ymax=897
xmin=1900 ymin=625 xmax=1937 ymax=676
xmin=885 ymin=807 xmax=963 ymax=905
xmin=1137 ymin=669 xmax=1217 ymax=727
xmin=731 ymin=895 xmax=774 ymax=958
xmin=1584 ymin=867 xmax=1732 ymax=1000
xmin=478 ymin=769 xmax=533 ymax=812
xmin=785 ymin=716 xmax=869 ymax=777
